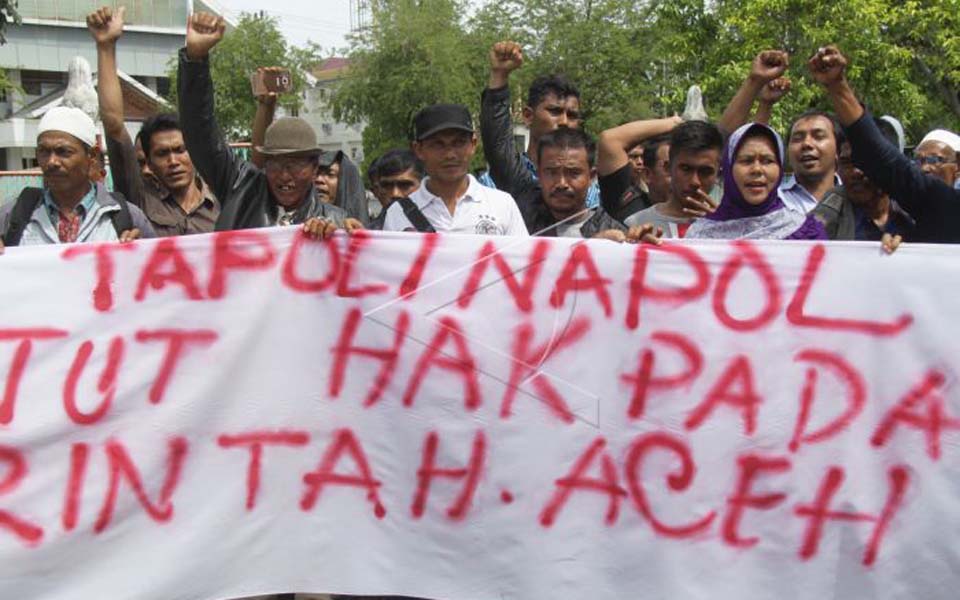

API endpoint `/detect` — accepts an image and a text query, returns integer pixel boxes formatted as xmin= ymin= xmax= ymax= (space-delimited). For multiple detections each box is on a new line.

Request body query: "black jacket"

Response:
xmin=177 ymin=49 xmax=346 ymax=231
xmin=479 ymin=85 xmax=621 ymax=237
xmin=845 ymin=113 xmax=960 ymax=243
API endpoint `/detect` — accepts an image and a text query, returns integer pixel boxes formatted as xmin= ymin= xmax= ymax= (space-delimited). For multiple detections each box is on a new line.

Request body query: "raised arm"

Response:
xmin=809 ymin=45 xmax=954 ymax=222
xmin=718 ymin=50 xmax=789 ymax=135
xmin=754 ymin=77 xmax=791 ymax=125
xmin=250 ymin=67 xmax=281 ymax=169
xmin=480 ymin=41 xmax=537 ymax=202
xmin=87 ymin=6 xmax=146 ymax=206
xmin=596 ymin=116 xmax=682 ymax=177
xmin=178 ymin=12 xmax=240 ymax=204
xmin=596 ymin=116 xmax=681 ymax=220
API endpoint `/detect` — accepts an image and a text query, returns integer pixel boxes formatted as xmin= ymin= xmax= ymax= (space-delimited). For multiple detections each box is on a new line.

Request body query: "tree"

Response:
xmin=649 ymin=0 xmax=960 ymax=137
xmin=330 ymin=0 xmax=958 ymax=162
xmin=482 ymin=0 xmax=662 ymax=132
xmin=331 ymin=0 xmax=495 ymax=168
xmin=167 ymin=12 xmax=318 ymax=140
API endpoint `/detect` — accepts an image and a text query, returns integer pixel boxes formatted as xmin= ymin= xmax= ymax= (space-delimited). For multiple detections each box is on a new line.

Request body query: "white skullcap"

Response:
xmin=919 ymin=129 xmax=960 ymax=154
xmin=37 ymin=106 xmax=98 ymax=148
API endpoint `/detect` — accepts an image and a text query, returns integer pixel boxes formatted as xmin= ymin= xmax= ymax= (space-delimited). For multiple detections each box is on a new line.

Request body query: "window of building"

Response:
xmin=18 ymin=0 xmax=187 ymax=28
xmin=20 ymin=70 xmax=64 ymax=97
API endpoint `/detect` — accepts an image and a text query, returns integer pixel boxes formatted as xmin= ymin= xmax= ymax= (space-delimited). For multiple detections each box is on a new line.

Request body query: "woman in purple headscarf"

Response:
xmin=686 ymin=122 xmax=827 ymax=240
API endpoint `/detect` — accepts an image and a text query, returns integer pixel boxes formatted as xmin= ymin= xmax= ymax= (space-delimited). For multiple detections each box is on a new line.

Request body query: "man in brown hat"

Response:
xmin=178 ymin=12 xmax=358 ymax=237
xmin=88 ymin=6 xmax=217 ymax=237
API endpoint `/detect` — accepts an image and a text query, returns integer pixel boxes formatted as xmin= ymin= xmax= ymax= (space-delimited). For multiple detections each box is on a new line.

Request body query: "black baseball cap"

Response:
xmin=412 ymin=104 xmax=474 ymax=141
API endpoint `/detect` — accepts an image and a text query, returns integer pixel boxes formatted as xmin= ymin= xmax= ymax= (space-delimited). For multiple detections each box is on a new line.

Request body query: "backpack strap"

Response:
xmin=106 ymin=191 xmax=134 ymax=238
xmin=396 ymin=197 xmax=436 ymax=233
xmin=2 ymin=187 xmax=44 ymax=247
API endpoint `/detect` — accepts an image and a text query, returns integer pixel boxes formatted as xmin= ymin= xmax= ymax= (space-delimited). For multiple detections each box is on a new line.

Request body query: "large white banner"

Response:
xmin=0 ymin=228 xmax=957 ymax=600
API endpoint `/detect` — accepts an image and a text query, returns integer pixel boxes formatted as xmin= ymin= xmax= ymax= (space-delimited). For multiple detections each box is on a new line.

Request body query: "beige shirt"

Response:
xmin=142 ymin=178 xmax=220 ymax=237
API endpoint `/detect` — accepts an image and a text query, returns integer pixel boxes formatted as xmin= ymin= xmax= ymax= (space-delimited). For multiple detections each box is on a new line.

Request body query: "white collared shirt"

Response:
xmin=382 ymin=175 xmax=529 ymax=236
xmin=779 ymin=174 xmax=842 ymax=214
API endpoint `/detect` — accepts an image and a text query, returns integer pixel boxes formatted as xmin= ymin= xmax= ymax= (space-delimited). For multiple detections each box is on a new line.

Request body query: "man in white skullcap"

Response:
xmin=0 ymin=105 xmax=154 ymax=252
xmin=914 ymin=128 xmax=960 ymax=189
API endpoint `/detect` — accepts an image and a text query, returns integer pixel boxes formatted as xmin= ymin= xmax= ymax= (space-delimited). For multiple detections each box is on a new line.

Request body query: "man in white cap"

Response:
xmin=914 ymin=129 xmax=959 ymax=189
xmin=0 ymin=106 xmax=154 ymax=252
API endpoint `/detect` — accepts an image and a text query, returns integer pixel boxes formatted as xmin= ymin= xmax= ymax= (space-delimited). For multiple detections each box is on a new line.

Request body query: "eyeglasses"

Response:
xmin=912 ymin=155 xmax=957 ymax=167
xmin=264 ymin=158 xmax=315 ymax=175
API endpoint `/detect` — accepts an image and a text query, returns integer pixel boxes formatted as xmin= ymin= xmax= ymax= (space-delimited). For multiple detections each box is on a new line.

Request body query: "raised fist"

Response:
xmin=87 ymin=5 xmax=125 ymax=45
xmin=759 ymin=77 xmax=791 ymax=105
xmin=489 ymin=41 xmax=523 ymax=74
xmin=749 ymin=50 xmax=789 ymax=84
xmin=808 ymin=45 xmax=848 ymax=87
xmin=186 ymin=12 xmax=226 ymax=60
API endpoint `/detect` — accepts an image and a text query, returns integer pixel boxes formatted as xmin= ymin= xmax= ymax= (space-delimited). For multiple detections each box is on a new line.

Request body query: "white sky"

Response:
xmin=212 ymin=0 xmax=489 ymax=53
xmin=212 ymin=0 xmax=354 ymax=51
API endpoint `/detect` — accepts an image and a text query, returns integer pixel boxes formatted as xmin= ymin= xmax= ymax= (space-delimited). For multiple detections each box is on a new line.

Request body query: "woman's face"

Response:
xmin=732 ymin=135 xmax=781 ymax=205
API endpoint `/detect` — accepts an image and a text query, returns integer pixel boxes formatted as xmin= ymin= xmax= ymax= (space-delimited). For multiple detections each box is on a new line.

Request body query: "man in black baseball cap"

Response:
xmin=413 ymin=104 xmax=475 ymax=140
xmin=381 ymin=103 xmax=528 ymax=235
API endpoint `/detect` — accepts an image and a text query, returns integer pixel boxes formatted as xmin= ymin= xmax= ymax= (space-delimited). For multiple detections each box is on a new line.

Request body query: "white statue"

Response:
xmin=682 ymin=85 xmax=709 ymax=122
xmin=61 ymin=56 xmax=100 ymax=123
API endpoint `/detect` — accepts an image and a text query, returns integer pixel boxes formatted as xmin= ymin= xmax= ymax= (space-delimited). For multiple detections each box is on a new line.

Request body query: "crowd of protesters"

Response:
xmin=2 ymin=9 xmax=958 ymax=256
xmin=0 ymin=6 xmax=958 ymax=600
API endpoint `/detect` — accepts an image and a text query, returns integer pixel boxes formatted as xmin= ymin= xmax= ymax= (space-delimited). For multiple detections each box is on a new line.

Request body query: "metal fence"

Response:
xmin=0 ymin=170 xmax=119 ymax=207
xmin=0 ymin=172 xmax=43 ymax=207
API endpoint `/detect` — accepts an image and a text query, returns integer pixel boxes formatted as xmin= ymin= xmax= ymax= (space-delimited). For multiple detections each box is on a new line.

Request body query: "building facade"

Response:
xmin=299 ymin=57 xmax=365 ymax=163
xmin=0 ymin=0 xmax=226 ymax=171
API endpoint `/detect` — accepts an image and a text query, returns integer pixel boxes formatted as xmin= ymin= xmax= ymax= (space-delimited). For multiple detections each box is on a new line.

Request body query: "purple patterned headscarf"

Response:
xmin=686 ymin=122 xmax=826 ymax=240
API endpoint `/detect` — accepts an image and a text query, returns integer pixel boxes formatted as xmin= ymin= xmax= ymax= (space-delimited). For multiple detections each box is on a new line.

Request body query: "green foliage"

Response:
xmin=167 ymin=13 xmax=318 ymax=140
xmin=331 ymin=0 xmax=497 ymax=169
xmin=329 ymin=0 xmax=958 ymax=162
xmin=651 ymin=0 xmax=960 ymax=137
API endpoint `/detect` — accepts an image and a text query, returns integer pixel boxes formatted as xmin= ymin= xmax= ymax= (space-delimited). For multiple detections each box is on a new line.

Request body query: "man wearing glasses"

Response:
xmin=178 ymin=12 xmax=356 ymax=235
xmin=913 ymin=130 xmax=959 ymax=190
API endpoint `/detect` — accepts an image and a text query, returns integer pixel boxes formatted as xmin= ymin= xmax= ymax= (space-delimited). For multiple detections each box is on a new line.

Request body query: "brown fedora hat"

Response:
xmin=256 ymin=117 xmax=321 ymax=156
